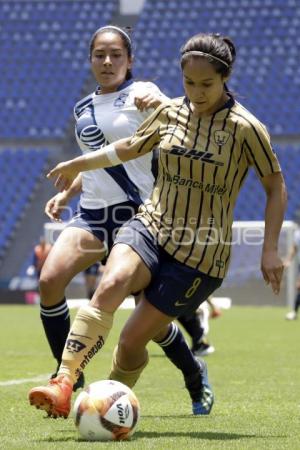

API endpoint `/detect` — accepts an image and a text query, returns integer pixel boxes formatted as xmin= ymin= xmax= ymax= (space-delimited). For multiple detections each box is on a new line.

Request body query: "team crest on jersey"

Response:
xmin=214 ymin=130 xmax=230 ymax=146
xmin=114 ymin=93 xmax=129 ymax=107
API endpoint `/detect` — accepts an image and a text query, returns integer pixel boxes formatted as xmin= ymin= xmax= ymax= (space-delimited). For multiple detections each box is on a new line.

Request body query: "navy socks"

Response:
xmin=40 ymin=297 xmax=70 ymax=364
xmin=156 ymin=322 xmax=200 ymax=376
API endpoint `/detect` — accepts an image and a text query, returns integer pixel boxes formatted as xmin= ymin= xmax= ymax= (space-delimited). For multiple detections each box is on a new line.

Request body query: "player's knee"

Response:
xmin=39 ymin=268 xmax=65 ymax=299
xmin=99 ymin=269 xmax=135 ymax=297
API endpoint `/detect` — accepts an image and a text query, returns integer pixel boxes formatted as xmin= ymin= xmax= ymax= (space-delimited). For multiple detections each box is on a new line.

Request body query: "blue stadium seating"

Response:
xmin=1 ymin=0 xmax=298 ymax=137
xmin=0 ymin=148 xmax=49 ymax=259
xmin=1 ymin=0 xmax=299 ymax=279
xmin=234 ymin=146 xmax=300 ymax=220
xmin=134 ymin=0 xmax=300 ymax=135
xmin=0 ymin=0 xmax=117 ymax=138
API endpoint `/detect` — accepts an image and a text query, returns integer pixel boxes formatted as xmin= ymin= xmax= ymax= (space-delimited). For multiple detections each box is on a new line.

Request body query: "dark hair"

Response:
xmin=180 ymin=33 xmax=236 ymax=78
xmin=89 ymin=25 xmax=133 ymax=80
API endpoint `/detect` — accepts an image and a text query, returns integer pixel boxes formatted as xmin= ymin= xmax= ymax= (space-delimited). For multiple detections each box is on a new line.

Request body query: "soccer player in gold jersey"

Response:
xmin=29 ymin=33 xmax=287 ymax=419
xmin=32 ymin=25 xmax=214 ymax=417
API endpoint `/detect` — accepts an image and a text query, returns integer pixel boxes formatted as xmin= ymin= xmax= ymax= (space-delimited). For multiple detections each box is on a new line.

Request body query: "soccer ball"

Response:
xmin=73 ymin=379 xmax=140 ymax=441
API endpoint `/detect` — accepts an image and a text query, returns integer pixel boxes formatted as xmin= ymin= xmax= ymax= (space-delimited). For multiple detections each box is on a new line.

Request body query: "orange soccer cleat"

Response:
xmin=28 ymin=375 xmax=73 ymax=418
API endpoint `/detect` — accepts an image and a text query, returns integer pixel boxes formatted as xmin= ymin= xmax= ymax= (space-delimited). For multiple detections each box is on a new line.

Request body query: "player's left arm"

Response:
xmin=260 ymin=171 xmax=287 ymax=294
xmin=244 ymin=119 xmax=287 ymax=294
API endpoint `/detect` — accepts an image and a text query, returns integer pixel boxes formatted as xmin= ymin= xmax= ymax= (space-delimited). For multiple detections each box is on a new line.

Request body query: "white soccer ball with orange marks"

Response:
xmin=73 ymin=379 xmax=140 ymax=441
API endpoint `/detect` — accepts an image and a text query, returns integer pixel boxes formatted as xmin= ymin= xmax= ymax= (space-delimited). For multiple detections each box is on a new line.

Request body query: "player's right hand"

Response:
xmin=45 ymin=192 xmax=68 ymax=222
xmin=47 ymin=161 xmax=78 ymax=191
xmin=261 ymin=250 xmax=284 ymax=295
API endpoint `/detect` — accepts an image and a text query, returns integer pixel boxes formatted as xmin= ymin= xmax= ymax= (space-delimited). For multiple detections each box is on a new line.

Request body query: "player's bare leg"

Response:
xmin=29 ymin=244 xmax=151 ymax=418
xmin=39 ymin=227 xmax=105 ymax=306
xmin=111 ymin=297 xmax=214 ymax=415
xmin=34 ymin=227 xmax=105 ymax=400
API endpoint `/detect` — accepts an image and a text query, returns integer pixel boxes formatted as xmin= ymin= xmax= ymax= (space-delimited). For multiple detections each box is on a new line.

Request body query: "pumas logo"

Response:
xmin=114 ymin=93 xmax=129 ymax=107
xmin=214 ymin=130 xmax=230 ymax=146
xmin=66 ymin=339 xmax=86 ymax=353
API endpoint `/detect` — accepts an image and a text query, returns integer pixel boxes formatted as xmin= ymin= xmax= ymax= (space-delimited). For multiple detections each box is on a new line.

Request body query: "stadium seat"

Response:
xmin=0 ymin=148 xmax=49 ymax=260
xmin=234 ymin=146 xmax=300 ymax=221
xmin=0 ymin=0 xmax=118 ymax=138
xmin=133 ymin=0 xmax=300 ymax=135
xmin=1 ymin=0 xmax=299 ymax=277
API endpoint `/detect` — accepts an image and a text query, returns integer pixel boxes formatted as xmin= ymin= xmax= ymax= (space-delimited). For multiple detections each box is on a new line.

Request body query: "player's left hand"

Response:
xmin=261 ymin=250 xmax=284 ymax=295
xmin=134 ymin=93 xmax=163 ymax=112
xmin=47 ymin=161 xmax=79 ymax=191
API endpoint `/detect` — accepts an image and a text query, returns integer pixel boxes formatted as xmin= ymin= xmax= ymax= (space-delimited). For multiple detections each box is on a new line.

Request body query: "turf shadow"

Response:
xmin=134 ymin=430 xmax=285 ymax=440
xmin=35 ymin=430 xmax=287 ymax=443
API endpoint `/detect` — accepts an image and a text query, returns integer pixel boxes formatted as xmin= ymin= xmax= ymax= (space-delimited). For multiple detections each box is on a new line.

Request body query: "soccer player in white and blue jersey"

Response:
xmin=37 ymin=26 xmax=211 ymax=413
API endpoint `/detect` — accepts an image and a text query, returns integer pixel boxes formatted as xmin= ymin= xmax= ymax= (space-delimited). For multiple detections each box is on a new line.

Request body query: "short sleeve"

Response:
xmin=244 ymin=120 xmax=281 ymax=179
xmin=127 ymin=102 xmax=170 ymax=155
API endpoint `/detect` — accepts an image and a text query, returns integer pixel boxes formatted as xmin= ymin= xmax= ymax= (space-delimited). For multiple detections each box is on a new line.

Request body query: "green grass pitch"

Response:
xmin=0 ymin=305 xmax=299 ymax=449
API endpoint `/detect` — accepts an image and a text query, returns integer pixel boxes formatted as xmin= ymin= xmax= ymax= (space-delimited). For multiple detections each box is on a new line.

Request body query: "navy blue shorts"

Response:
xmin=66 ymin=201 xmax=138 ymax=253
xmin=114 ymin=218 xmax=223 ymax=317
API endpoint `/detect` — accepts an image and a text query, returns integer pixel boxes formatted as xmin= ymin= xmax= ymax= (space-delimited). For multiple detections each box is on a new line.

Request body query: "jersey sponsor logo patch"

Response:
xmin=79 ymin=124 xmax=106 ymax=151
xmin=164 ymin=173 xmax=227 ymax=195
xmin=214 ymin=130 xmax=230 ymax=146
xmin=166 ymin=145 xmax=224 ymax=166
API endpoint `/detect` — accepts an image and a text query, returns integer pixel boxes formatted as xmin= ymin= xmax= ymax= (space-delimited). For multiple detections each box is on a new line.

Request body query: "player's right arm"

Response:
xmin=47 ymin=103 xmax=168 ymax=191
xmin=47 ymin=137 xmax=134 ymax=191
xmin=45 ymin=173 xmax=82 ymax=221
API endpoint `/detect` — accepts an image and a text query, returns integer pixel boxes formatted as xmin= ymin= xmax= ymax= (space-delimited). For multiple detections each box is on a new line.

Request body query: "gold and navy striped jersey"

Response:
xmin=127 ymin=96 xmax=281 ymax=278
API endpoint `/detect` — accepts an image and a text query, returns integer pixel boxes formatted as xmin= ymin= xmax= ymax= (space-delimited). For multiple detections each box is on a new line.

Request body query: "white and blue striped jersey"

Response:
xmin=74 ymin=80 xmax=167 ymax=209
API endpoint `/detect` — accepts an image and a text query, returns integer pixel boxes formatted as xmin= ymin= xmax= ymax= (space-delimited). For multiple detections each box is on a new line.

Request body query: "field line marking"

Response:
xmin=0 ymin=374 xmax=50 ymax=386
